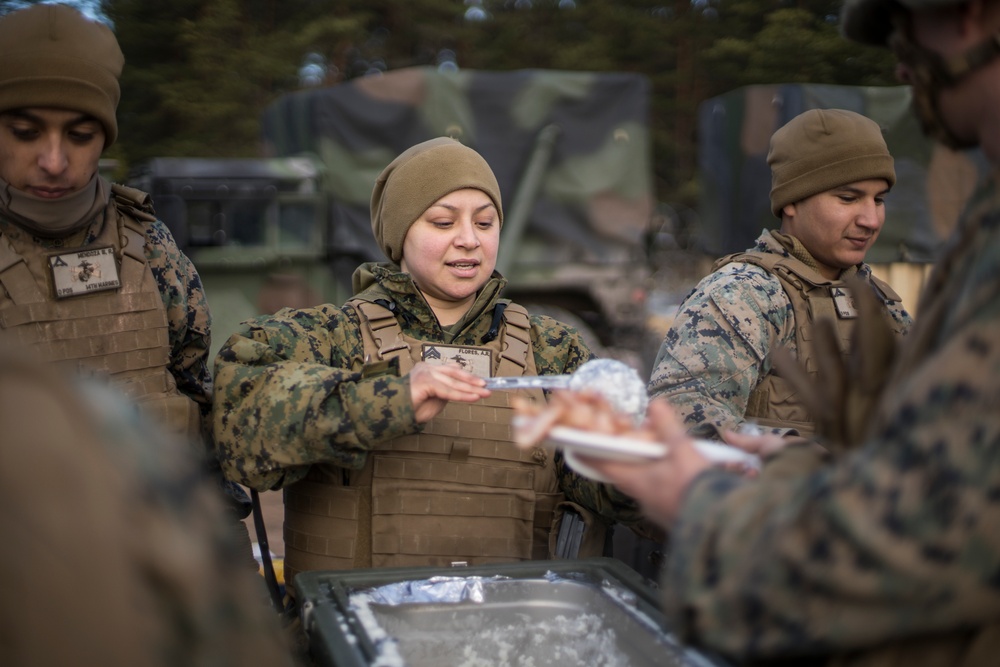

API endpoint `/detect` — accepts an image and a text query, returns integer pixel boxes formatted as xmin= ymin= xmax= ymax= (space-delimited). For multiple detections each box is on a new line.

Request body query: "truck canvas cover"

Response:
xmin=260 ymin=67 xmax=655 ymax=269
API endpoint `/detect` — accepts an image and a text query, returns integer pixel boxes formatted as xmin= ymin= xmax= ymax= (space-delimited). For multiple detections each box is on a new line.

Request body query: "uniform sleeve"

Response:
xmin=144 ymin=219 xmax=213 ymax=415
xmin=660 ymin=299 xmax=1000 ymax=659
xmin=528 ymin=314 xmax=595 ymax=375
xmin=648 ymin=264 xmax=794 ymax=435
xmin=212 ymin=304 xmax=419 ymax=491
xmin=529 ymin=315 xmax=647 ymax=525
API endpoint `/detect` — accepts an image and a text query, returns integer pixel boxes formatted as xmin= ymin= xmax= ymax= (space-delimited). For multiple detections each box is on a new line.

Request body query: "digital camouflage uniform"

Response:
xmin=0 ymin=354 xmax=292 ymax=667
xmin=661 ymin=173 xmax=1000 ymax=665
xmin=649 ymin=229 xmax=913 ymax=437
xmin=0 ymin=187 xmax=252 ymax=524
xmin=213 ymin=263 xmax=643 ymax=575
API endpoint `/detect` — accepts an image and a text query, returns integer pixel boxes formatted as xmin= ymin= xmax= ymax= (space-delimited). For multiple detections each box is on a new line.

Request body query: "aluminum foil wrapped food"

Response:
xmin=486 ymin=358 xmax=649 ymax=423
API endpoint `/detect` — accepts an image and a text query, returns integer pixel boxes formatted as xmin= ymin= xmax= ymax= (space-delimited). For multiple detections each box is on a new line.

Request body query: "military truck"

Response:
xmin=133 ymin=68 xmax=661 ymax=367
xmin=127 ymin=155 xmax=345 ymax=358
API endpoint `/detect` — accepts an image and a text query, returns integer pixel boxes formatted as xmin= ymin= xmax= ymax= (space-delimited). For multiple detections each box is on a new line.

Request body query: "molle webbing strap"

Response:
xmin=117 ymin=213 xmax=151 ymax=294
xmin=794 ymin=289 xmax=844 ymax=373
xmin=372 ymin=530 xmax=531 ymax=562
xmin=496 ymin=302 xmax=532 ymax=375
xmin=726 ymin=251 xmax=853 ymax=374
xmin=373 ymin=454 xmax=537 ymax=492
xmin=869 ymin=272 xmax=902 ymax=303
xmin=283 ymin=479 xmax=362 ymax=583
xmin=0 ymin=233 xmax=45 ymax=304
xmin=118 ymin=224 xmax=147 ymax=293
xmin=1 ymin=292 xmax=169 ymax=375
xmin=115 ymin=370 xmax=173 ymax=400
xmin=769 ymin=263 xmax=852 ymax=372
xmin=351 ymin=299 xmax=412 ymax=367
xmin=0 ymin=291 xmax=162 ymax=328
xmin=381 ymin=395 xmax=541 ymax=465
xmin=351 ymin=298 xmax=535 ymax=377
xmin=371 ymin=478 xmax=536 ymax=562
xmin=110 ymin=183 xmax=158 ymax=222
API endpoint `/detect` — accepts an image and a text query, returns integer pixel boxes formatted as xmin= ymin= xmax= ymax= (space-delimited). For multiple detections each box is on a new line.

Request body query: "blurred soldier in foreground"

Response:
xmin=557 ymin=0 xmax=1000 ymax=663
xmin=0 ymin=354 xmax=293 ymax=667
xmin=649 ymin=108 xmax=912 ymax=440
xmin=0 ymin=4 xmax=254 ymax=559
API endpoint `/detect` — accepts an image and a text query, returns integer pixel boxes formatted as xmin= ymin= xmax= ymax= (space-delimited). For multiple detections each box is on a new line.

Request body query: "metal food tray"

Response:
xmin=296 ymin=557 xmax=731 ymax=667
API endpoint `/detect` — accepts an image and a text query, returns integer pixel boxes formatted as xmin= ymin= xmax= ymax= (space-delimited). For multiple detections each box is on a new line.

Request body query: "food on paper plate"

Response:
xmin=512 ymin=390 xmax=762 ymax=483
xmin=512 ymin=390 xmax=657 ymax=449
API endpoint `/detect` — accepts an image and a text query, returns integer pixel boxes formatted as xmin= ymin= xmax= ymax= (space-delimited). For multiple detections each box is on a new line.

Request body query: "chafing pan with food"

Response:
xmin=296 ymin=558 xmax=731 ymax=667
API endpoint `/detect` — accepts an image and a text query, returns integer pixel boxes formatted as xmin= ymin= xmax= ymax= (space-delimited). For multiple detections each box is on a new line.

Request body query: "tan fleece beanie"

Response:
xmin=768 ymin=108 xmax=895 ymax=217
xmin=370 ymin=137 xmax=503 ymax=263
xmin=0 ymin=4 xmax=124 ymax=147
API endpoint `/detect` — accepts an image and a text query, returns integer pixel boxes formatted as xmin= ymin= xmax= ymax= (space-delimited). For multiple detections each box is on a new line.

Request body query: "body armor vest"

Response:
xmin=714 ymin=251 xmax=903 ymax=435
xmin=283 ymin=298 xmax=562 ymax=584
xmin=0 ymin=184 xmax=200 ymax=443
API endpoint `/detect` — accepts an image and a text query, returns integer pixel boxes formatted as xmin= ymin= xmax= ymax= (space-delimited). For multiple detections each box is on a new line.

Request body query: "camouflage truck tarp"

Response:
xmin=696 ymin=83 xmax=991 ymax=263
xmin=262 ymin=67 xmax=654 ymax=262
xmin=260 ymin=68 xmax=656 ymax=354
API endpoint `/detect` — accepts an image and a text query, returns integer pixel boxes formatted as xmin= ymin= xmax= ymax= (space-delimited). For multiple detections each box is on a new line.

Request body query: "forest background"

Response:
xmin=1 ymin=0 xmax=897 ymax=223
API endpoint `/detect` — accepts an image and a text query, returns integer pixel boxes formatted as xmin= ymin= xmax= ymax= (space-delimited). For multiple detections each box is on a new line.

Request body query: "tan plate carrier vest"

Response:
xmin=0 ymin=184 xmax=201 ymax=443
xmin=715 ymin=251 xmax=902 ymax=436
xmin=283 ymin=299 xmax=562 ymax=585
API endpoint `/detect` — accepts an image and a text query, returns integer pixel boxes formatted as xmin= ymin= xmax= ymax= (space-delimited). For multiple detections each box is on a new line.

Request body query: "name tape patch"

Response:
xmin=49 ymin=246 xmax=120 ymax=298
xmin=422 ymin=344 xmax=493 ymax=377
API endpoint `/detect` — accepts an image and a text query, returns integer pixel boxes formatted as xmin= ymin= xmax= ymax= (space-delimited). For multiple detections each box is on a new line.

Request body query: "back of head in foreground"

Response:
xmin=0 ymin=354 xmax=292 ymax=667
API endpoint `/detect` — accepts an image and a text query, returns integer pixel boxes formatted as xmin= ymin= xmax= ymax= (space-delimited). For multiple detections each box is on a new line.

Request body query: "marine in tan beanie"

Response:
xmin=370 ymin=137 xmax=503 ymax=264
xmin=0 ymin=3 xmax=124 ymax=147
xmin=647 ymin=104 xmax=911 ymax=454
xmin=768 ymin=108 xmax=895 ymax=217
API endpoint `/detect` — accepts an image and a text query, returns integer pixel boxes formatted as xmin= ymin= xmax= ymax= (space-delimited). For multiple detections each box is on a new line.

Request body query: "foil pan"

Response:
xmin=297 ymin=558 xmax=730 ymax=667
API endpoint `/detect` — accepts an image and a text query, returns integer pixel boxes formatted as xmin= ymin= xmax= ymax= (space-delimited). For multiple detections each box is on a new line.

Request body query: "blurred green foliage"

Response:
xmin=2 ymin=0 xmax=897 ymax=207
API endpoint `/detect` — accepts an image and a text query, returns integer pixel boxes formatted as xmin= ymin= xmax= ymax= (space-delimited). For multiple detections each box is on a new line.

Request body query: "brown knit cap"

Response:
xmin=768 ymin=108 xmax=895 ymax=217
xmin=370 ymin=137 xmax=503 ymax=263
xmin=0 ymin=4 xmax=124 ymax=147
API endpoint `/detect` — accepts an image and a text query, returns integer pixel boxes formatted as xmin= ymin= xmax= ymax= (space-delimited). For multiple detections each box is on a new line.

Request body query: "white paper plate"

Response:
xmin=541 ymin=426 xmax=760 ymax=482
xmin=545 ymin=426 xmax=667 ymax=462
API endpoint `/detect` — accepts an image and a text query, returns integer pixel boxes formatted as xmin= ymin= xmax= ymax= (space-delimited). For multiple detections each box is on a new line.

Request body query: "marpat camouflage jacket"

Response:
xmin=213 ymin=262 xmax=643 ymax=524
xmin=648 ymin=229 xmax=912 ymax=436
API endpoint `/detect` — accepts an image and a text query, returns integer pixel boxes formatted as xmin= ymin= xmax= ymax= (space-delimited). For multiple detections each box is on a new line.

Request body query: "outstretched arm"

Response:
xmin=648 ymin=264 xmax=793 ymax=436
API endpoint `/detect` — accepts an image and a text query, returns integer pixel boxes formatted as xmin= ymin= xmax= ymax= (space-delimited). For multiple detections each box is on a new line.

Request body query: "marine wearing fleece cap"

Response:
xmin=0 ymin=3 xmax=124 ymax=147
xmin=370 ymin=137 xmax=503 ymax=264
xmin=768 ymin=108 xmax=896 ymax=217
